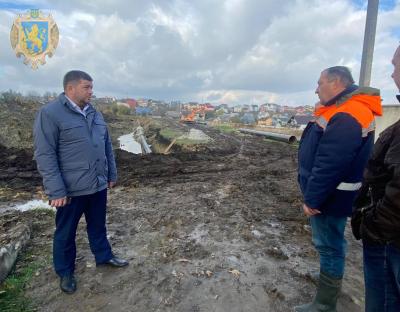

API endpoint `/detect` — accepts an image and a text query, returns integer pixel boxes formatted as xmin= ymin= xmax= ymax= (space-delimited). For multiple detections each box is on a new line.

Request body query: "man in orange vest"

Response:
xmin=295 ymin=66 xmax=382 ymax=311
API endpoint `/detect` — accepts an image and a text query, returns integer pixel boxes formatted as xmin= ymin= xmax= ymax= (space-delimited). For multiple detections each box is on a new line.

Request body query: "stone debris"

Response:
xmin=178 ymin=129 xmax=212 ymax=142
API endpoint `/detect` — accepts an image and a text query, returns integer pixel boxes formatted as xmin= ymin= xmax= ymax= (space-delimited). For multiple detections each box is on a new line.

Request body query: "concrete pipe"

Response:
xmin=239 ymin=128 xmax=297 ymax=144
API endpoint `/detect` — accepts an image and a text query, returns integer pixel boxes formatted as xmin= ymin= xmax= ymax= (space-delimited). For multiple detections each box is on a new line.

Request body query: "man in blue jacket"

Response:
xmin=34 ymin=70 xmax=128 ymax=294
xmin=295 ymin=66 xmax=382 ymax=311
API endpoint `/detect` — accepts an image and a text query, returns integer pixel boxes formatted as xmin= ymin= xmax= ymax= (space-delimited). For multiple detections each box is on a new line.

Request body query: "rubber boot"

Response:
xmin=294 ymin=271 xmax=342 ymax=312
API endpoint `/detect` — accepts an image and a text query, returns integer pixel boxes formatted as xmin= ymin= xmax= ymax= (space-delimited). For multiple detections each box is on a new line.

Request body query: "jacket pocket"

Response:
xmin=351 ymin=204 xmax=373 ymax=240
xmin=60 ymin=123 xmax=86 ymax=142
xmin=93 ymin=120 xmax=107 ymax=139
xmin=60 ymin=161 xmax=93 ymax=192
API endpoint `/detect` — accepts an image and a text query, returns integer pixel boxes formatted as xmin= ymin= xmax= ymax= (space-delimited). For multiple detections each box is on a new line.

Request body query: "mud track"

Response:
xmin=3 ymin=124 xmax=364 ymax=311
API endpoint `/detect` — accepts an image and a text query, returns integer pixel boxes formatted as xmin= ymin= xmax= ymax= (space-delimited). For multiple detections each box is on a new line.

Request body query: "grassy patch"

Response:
xmin=175 ymin=138 xmax=208 ymax=145
xmin=0 ymin=253 xmax=43 ymax=312
xmin=213 ymin=124 xmax=237 ymax=133
xmin=0 ymin=208 xmax=53 ymax=312
xmin=31 ymin=207 xmax=55 ymax=216
xmin=159 ymin=128 xmax=184 ymax=140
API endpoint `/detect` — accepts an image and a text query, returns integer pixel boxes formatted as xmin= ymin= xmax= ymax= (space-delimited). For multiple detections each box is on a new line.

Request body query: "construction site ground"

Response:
xmin=0 ymin=114 xmax=365 ymax=312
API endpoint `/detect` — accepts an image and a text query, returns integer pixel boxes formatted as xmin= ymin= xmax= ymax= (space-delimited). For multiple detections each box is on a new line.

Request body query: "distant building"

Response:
xmin=137 ymin=99 xmax=149 ymax=107
xmin=215 ymin=104 xmax=229 ymax=114
xmin=257 ymin=116 xmax=273 ymax=126
xmin=126 ymin=99 xmax=137 ymax=109
xmin=272 ymin=115 xmax=290 ymax=127
xmin=241 ymin=112 xmax=256 ymax=125
xmin=257 ymin=111 xmax=270 ymax=120
xmin=281 ymin=105 xmax=297 ymax=114
xmin=242 ymin=104 xmax=250 ymax=113
xmin=203 ymin=103 xmax=215 ymax=111
xmin=116 ymin=101 xmax=130 ymax=108
xmin=96 ymin=96 xmax=116 ymax=104
xmin=288 ymin=114 xmax=313 ymax=130
xmin=260 ymin=103 xmax=279 ymax=113
xmin=136 ymin=106 xmax=152 ymax=116
xmin=233 ymin=106 xmax=242 ymax=113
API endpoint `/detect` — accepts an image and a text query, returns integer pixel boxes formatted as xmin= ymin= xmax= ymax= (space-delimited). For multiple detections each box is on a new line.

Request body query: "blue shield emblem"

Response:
xmin=21 ymin=21 xmax=48 ymax=55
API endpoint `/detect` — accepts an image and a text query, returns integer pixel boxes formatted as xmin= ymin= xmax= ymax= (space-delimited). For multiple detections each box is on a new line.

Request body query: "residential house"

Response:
xmin=257 ymin=116 xmax=273 ymax=126
xmin=288 ymin=114 xmax=313 ymax=130
xmin=240 ymin=112 xmax=256 ymax=125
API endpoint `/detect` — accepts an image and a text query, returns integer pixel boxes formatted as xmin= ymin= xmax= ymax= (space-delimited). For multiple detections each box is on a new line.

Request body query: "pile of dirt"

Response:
xmin=0 ymin=98 xmax=42 ymax=149
xmin=0 ymin=145 xmax=42 ymax=202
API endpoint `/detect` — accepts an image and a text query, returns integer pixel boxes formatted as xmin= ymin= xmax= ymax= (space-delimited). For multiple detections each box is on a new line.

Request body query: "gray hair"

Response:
xmin=324 ymin=66 xmax=354 ymax=88
xmin=63 ymin=70 xmax=93 ymax=90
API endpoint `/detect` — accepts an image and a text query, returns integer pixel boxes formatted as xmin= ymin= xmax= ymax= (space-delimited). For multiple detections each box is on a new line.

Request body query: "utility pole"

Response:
xmin=359 ymin=0 xmax=379 ymax=87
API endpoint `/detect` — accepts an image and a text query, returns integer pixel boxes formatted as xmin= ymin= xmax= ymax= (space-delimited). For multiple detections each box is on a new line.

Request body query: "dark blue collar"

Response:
xmin=397 ymin=94 xmax=400 ymax=103
xmin=325 ymin=84 xmax=358 ymax=106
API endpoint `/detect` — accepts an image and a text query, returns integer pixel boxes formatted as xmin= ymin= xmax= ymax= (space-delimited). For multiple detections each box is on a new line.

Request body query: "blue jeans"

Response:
xmin=310 ymin=214 xmax=347 ymax=278
xmin=363 ymin=242 xmax=400 ymax=312
xmin=53 ymin=189 xmax=113 ymax=277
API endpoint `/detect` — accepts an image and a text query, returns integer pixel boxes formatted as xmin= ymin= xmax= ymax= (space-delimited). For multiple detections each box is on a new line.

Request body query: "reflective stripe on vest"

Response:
xmin=336 ymin=182 xmax=362 ymax=191
xmin=316 ymin=115 xmax=376 ymax=138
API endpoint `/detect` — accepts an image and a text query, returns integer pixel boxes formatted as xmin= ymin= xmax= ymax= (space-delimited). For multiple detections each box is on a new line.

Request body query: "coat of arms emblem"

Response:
xmin=10 ymin=9 xmax=59 ymax=69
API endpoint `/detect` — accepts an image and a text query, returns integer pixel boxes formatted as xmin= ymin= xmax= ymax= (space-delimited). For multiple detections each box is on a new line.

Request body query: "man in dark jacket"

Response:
xmin=295 ymin=66 xmax=382 ymax=311
xmin=352 ymin=44 xmax=400 ymax=311
xmin=34 ymin=70 xmax=128 ymax=294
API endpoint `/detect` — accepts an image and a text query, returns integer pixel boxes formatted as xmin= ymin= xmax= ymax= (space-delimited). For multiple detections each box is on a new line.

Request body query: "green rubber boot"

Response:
xmin=294 ymin=271 xmax=342 ymax=312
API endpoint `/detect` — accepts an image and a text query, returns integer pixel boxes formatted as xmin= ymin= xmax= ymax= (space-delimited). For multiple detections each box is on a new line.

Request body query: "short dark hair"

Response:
xmin=324 ymin=66 xmax=354 ymax=87
xmin=63 ymin=70 xmax=93 ymax=90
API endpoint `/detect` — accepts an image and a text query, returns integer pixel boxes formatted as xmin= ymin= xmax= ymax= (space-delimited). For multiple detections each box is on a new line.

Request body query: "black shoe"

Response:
xmin=99 ymin=257 xmax=129 ymax=268
xmin=60 ymin=275 xmax=77 ymax=294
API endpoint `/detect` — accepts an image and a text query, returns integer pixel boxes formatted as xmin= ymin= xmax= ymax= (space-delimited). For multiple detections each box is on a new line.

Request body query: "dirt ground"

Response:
xmin=0 ymin=118 xmax=365 ymax=312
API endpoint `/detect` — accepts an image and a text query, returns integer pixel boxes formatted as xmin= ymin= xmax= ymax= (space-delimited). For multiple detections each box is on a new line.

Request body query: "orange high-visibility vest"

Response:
xmin=314 ymin=94 xmax=382 ymax=137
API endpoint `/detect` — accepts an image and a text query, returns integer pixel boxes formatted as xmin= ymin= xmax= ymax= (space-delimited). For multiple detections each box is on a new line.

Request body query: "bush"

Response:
xmin=117 ymin=105 xmax=131 ymax=115
xmin=110 ymin=104 xmax=131 ymax=115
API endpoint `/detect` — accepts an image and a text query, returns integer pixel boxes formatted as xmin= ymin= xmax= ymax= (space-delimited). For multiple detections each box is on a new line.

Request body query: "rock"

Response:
xmin=0 ymin=214 xmax=31 ymax=283
xmin=178 ymin=129 xmax=212 ymax=142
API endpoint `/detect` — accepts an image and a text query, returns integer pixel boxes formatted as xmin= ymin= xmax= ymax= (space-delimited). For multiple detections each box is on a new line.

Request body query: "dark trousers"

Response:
xmin=310 ymin=214 xmax=348 ymax=278
xmin=363 ymin=242 xmax=400 ymax=312
xmin=53 ymin=189 xmax=113 ymax=277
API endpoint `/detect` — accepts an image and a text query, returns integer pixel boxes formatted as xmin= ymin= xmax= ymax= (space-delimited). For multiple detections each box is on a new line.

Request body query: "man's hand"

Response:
xmin=108 ymin=181 xmax=116 ymax=189
xmin=50 ymin=196 xmax=68 ymax=208
xmin=303 ymin=203 xmax=321 ymax=216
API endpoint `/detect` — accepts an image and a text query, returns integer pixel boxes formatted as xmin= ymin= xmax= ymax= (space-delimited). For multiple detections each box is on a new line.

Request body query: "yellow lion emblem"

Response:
xmin=22 ymin=24 xmax=46 ymax=55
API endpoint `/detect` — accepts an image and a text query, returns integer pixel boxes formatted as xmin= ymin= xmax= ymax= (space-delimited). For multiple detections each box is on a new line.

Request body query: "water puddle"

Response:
xmin=0 ymin=199 xmax=54 ymax=213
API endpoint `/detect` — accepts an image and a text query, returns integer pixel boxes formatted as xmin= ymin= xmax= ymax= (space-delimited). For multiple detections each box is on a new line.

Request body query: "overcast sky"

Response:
xmin=0 ymin=0 xmax=399 ymax=106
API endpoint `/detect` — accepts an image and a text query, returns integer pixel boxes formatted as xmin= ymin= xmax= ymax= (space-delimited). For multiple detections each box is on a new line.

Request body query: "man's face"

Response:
xmin=315 ymin=71 xmax=341 ymax=105
xmin=392 ymin=46 xmax=400 ymax=91
xmin=67 ymin=79 xmax=93 ymax=107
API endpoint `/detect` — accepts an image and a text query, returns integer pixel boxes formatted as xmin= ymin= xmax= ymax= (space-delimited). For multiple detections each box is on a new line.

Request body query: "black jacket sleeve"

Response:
xmin=363 ymin=120 xmax=400 ymax=242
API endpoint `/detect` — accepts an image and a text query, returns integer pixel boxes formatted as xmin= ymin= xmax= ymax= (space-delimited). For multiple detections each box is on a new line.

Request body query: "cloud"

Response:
xmin=0 ymin=0 xmax=399 ymax=105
